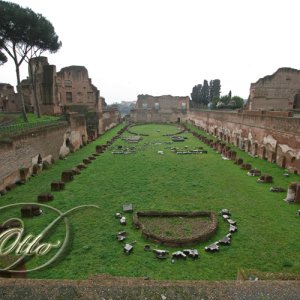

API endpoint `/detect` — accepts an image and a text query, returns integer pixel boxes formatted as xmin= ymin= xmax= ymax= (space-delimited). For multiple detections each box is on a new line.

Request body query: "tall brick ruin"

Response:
xmin=246 ymin=67 xmax=300 ymax=111
xmin=20 ymin=57 xmax=102 ymax=115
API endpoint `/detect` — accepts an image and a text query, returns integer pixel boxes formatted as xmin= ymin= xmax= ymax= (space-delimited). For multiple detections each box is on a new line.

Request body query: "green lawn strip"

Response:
xmin=1 ymin=122 xmax=300 ymax=280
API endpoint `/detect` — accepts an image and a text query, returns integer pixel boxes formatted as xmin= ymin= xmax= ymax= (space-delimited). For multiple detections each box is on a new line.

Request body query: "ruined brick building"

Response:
xmin=0 ymin=83 xmax=17 ymax=112
xmin=131 ymin=94 xmax=190 ymax=122
xmin=0 ymin=57 xmax=119 ymax=136
xmin=128 ymin=68 xmax=300 ymax=174
xmin=20 ymin=57 xmax=102 ymax=115
xmin=246 ymin=67 xmax=300 ymax=111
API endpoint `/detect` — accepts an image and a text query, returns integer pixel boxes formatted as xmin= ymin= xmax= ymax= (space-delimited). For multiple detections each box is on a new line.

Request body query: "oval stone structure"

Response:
xmin=133 ymin=211 xmax=218 ymax=247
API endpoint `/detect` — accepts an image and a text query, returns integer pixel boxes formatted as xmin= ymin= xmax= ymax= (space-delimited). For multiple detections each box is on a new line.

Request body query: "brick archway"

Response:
xmin=247 ymin=140 xmax=251 ymax=153
xmin=281 ymin=156 xmax=287 ymax=168
xmin=253 ymin=143 xmax=258 ymax=156
xmin=261 ymin=146 xmax=267 ymax=160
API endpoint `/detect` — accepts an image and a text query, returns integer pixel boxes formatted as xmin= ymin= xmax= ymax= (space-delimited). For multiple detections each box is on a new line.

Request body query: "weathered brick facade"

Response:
xmin=0 ymin=113 xmax=87 ymax=191
xmin=185 ymin=110 xmax=300 ymax=174
xmin=0 ymin=83 xmax=18 ymax=112
xmin=20 ymin=57 xmax=102 ymax=115
xmin=247 ymin=67 xmax=300 ymax=111
xmin=131 ymin=94 xmax=189 ymax=123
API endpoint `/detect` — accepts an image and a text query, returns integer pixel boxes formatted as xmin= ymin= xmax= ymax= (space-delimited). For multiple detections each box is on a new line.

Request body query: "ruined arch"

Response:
xmin=281 ymin=156 xmax=287 ymax=168
xmin=66 ymin=138 xmax=71 ymax=148
xmin=261 ymin=146 xmax=267 ymax=160
xmin=247 ymin=140 xmax=251 ymax=153
xmin=253 ymin=143 xmax=259 ymax=156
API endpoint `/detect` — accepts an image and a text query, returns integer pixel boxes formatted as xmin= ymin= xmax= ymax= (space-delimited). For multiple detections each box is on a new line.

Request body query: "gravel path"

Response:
xmin=0 ymin=275 xmax=300 ymax=299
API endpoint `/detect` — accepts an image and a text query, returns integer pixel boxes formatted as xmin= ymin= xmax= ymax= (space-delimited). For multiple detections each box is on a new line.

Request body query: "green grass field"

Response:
xmin=0 ymin=122 xmax=300 ymax=280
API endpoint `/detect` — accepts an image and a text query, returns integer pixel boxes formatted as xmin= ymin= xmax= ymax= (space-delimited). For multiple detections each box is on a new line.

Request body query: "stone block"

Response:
xmin=83 ymin=158 xmax=91 ymax=165
xmin=257 ymin=175 xmax=273 ymax=183
xmin=77 ymin=163 xmax=86 ymax=170
xmin=37 ymin=193 xmax=54 ymax=202
xmin=21 ymin=204 xmax=42 ymax=218
xmin=235 ymin=158 xmax=243 ymax=165
xmin=247 ymin=169 xmax=261 ymax=176
xmin=241 ymin=163 xmax=252 ymax=170
xmin=51 ymin=181 xmax=65 ymax=191
xmin=61 ymin=170 xmax=74 ymax=182
xmin=123 ymin=203 xmax=133 ymax=212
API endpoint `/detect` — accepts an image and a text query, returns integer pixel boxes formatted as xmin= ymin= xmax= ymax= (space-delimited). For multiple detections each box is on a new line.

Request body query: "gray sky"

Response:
xmin=1 ymin=0 xmax=300 ymax=104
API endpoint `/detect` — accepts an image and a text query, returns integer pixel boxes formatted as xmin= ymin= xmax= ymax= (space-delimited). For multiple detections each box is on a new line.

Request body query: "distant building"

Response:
xmin=131 ymin=94 xmax=190 ymax=122
xmin=246 ymin=67 xmax=300 ymax=111
xmin=0 ymin=83 xmax=17 ymax=112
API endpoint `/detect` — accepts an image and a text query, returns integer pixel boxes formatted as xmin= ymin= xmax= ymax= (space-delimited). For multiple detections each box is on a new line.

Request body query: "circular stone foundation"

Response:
xmin=133 ymin=211 xmax=218 ymax=247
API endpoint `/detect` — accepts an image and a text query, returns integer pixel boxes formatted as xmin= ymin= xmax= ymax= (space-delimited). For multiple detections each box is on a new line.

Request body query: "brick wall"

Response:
xmin=185 ymin=109 xmax=300 ymax=173
xmin=0 ymin=113 xmax=88 ymax=191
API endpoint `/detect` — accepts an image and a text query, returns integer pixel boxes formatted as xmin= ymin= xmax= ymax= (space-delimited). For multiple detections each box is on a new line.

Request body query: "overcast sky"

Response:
xmin=1 ymin=0 xmax=300 ymax=104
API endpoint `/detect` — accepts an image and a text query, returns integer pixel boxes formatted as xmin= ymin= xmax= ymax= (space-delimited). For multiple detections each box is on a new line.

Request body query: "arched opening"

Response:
xmin=214 ymin=128 xmax=217 ymax=136
xmin=254 ymin=143 xmax=258 ymax=156
xmin=177 ymin=117 xmax=181 ymax=123
xmin=66 ymin=138 xmax=71 ymax=148
xmin=236 ymin=138 xmax=240 ymax=148
xmin=291 ymin=156 xmax=296 ymax=164
xmin=293 ymin=94 xmax=300 ymax=109
xmin=271 ymin=152 xmax=277 ymax=163
xmin=227 ymin=136 xmax=230 ymax=143
xmin=247 ymin=140 xmax=251 ymax=153
xmin=281 ymin=156 xmax=287 ymax=168
xmin=262 ymin=147 xmax=267 ymax=160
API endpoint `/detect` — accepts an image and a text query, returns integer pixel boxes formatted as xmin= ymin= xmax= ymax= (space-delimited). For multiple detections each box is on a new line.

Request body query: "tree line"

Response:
xmin=0 ymin=0 xmax=61 ymax=121
xmin=191 ymin=79 xmax=244 ymax=109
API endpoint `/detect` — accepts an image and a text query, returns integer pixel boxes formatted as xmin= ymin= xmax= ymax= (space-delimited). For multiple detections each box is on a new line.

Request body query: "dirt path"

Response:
xmin=0 ymin=275 xmax=300 ymax=299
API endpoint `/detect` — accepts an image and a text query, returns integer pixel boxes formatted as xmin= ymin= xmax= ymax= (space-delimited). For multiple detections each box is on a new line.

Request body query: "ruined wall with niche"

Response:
xmin=19 ymin=57 xmax=101 ymax=115
xmin=131 ymin=94 xmax=189 ymax=123
xmin=247 ymin=67 xmax=300 ymax=111
xmin=0 ymin=113 xmax=87 ymax=191
xmin=185 ymin=110 xmax=300 ymax=174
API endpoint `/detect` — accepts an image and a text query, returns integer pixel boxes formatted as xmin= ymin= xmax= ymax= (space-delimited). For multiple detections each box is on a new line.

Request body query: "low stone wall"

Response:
xmin=99 ymin=109 xmax=120 ymax=133
xmin=185 ymin=109 xmax=300 ymax=174
xmin=133 ymin=211 xmax=218 ymax=247
xmin=0 ymin=114 xmax=87 ymax=191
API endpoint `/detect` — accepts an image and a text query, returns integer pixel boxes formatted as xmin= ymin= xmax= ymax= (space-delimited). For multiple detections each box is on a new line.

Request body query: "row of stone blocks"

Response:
xmin=187 ymin=126 xmax=275 ymax=184
xmin=21 ymin=125 xmax=131 ymax=218
xmin=9 ymin=125 xmax=146 ymax=219
xmin=186 ymin=125 xmax=300 ymax=203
